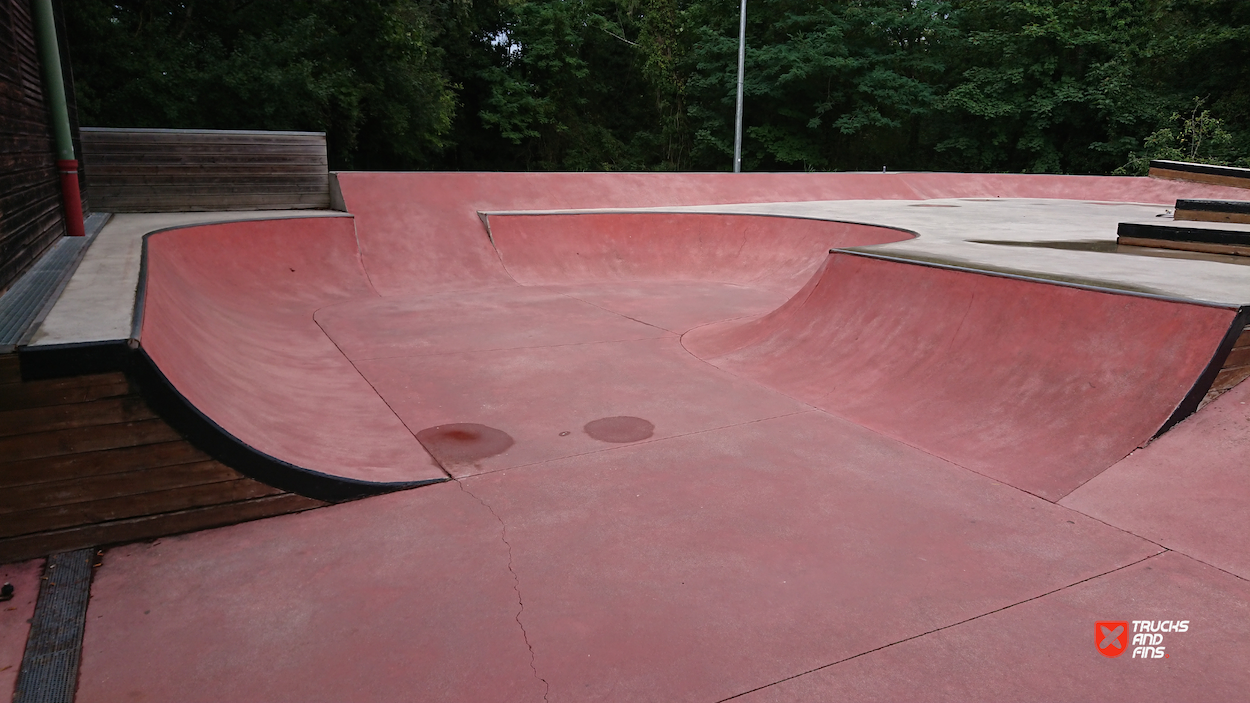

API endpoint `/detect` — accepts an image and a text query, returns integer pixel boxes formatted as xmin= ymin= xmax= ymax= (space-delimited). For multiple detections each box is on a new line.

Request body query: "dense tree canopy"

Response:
xmin=64 ymin=0 xmax=1250 ymax=172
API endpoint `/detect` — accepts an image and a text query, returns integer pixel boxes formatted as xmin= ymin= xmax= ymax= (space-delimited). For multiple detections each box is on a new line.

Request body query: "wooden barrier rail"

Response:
xmin=80 ymin=127 xmax=331 ymax=212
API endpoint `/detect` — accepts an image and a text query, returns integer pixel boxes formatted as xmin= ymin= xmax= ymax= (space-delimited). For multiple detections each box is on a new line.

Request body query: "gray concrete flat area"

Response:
xmin=28 ymin=210 xmax=348 ymax=347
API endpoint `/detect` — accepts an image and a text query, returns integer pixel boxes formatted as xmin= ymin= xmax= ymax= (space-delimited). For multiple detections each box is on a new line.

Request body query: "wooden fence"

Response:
xmin=80 ymin=128 xmax=331 ymax=212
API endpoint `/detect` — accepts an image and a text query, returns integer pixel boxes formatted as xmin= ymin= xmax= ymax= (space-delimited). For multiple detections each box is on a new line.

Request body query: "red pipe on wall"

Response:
xmin=57 ymin=159 xmax=85 ymax=236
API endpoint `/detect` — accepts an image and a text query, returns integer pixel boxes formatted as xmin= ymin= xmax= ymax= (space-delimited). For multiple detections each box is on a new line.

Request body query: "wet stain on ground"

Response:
xmin=971 ymin=238 xmax=1250 ymax=267
xmin=584 ymin=416 xmax=655 ymax=444
xmin=416 ymin=423 xmax=514 ymax=467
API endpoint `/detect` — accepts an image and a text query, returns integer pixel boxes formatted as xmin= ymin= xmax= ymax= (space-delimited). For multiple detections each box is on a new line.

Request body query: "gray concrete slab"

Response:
xmin=27 ymin=210 xmax=350 ymax=348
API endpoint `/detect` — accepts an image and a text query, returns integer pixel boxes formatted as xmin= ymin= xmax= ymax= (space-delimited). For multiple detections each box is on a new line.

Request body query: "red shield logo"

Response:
xmin=1096 ymin=621 xmax=1129 ymax=657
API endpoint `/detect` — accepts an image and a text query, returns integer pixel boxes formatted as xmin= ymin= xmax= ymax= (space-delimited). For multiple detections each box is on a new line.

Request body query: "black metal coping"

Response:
xmin=1150 ymin=159 xmax=1250 ymax=179
xmin=13 ymin=549 xmax=94 ymax=703
xmin=1175 ymin=199 xmax=1250 ymax=214
xmin=1118 ymin=221 xmax=1250 ymax=247
xmin=0 ymin=213 xmax=110 ymax=353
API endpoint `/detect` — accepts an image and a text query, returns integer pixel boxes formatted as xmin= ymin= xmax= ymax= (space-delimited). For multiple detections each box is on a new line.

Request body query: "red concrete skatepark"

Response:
xmin=6 ymin=171 xmax=1250 ymax=701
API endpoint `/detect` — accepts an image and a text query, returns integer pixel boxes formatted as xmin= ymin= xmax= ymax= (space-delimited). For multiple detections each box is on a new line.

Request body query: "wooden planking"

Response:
xmin=1117 ymin=236 xmax=1250 ymax=258
xmin=0 ymin=395 xmax=158 ymax=437
xmin=81 ymin=128 xmax=331 ymax=212
xmin=0 ymin=419 xmax=183 ymax=464
xmin=0 ymin=477 xmax=283 ymax=536
xmin=0 ymin=441 xmax=210 ymax=488
xmin=0 ymin=352 xmax=19 ymax=383
xmin=0 ymin=0 xmax=72 ymax=295
xmin=1174 ymin=210 xmax=1250 ymax=225
xmin=1149 ymin=167 xmax=1250 ymax=190
xmin=1224 ymin=344 xmax=1250 ymax=369
xmin=1198 ymin=325 xmax=1250 ymax=410
xmin=1212 ymin=364 xmax=1250 ymax=390
xmin=0 ymin=358 xmax=331 ymax=564
xmin=0 ymin=372 xmax=131 ymax=411
xmin=0 ymin=459 xmax=240 ymax=514
xmin=0 ymin=494 xmax=325 ymax=564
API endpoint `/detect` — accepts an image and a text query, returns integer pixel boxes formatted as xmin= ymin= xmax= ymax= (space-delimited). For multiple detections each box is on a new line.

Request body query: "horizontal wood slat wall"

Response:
xmin=1148 ymin=165 xmax=1250 ymax=190
xmin=80 ymin=127 xmax=332 ymax=212
xmin=0 ymin=0 xmax=82 ymax=295
xmin=0 ymin=354 xmax=325 ymax=563
xmin=1200 ymin=325 xmax=1250 ymax=409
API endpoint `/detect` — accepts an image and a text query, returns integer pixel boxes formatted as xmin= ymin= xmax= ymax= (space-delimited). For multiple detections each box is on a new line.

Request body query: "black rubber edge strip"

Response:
xmin=17 ymin=342 xmax=441 ymax=502
xmin=13 ymin=548 xmax=94 ymax=703
xmin=127 ymin=347 xmax=441 ymax=501
xmin=1175 ymin=199 xmax=1250 ymax=214
xmin=1118 ymin=221 xmax=1250 ymax=247
xmin=1156 ymin=305 xmax=1250 ymax=437
xmin=18 ymin=340 xmax=132 ymax=380
xmin=1150 ymin=159 xmax=1250 ymax=179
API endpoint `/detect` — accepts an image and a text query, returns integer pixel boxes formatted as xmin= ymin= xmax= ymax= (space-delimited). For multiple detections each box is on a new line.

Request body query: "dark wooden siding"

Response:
xmin=0 ymin=0 xmax=74 ymax=296
xmin=1201 ymin=324 xmax=1250 ymax=409
xmin=80 ymin=128 xmax=331 ymax=212
xmin=0 ymin=354 xmax=326 ymax=564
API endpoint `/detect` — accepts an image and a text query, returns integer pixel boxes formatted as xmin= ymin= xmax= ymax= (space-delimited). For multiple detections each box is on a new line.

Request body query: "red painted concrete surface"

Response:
xmin=683 ymin=252 xmax=1236 ymax=500
xmin=485 ymin=212 xmax=911 ymax=290
xmin=1061 ymin=378 xmax=1250 ymax=580
xmin=0 ymin=559 xmax=41 ymax=700
xmin=86 ymin=172 xmax=1250 ymax=700
xmin=735 ymin=552 xmax=1250 ymax=703
xmin=140 ymin=216 xmax=444 ymax=485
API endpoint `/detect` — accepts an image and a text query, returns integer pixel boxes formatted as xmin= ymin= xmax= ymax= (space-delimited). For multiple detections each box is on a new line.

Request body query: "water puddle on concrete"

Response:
xmin=971 ymin=239 xmax=1250 ymax=266
xmin=584 ymin=416 xmax=655 ymax=444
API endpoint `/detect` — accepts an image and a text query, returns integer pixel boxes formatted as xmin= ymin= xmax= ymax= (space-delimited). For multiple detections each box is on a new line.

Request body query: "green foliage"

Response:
xmin=65 ymin=0 xmax=456 ymax=168
xmin=1116 ymin=98 xmax=1237 ymax=175
xmin=65 ymin=0 xmax=1250 ymax=172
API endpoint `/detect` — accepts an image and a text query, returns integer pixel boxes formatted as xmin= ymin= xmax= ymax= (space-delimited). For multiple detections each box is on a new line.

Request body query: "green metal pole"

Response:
xmin=31 ymin=0 xmax=85 ymax=235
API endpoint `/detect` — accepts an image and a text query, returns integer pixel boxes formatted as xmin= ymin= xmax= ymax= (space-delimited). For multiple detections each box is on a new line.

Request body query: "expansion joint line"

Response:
xmin=716 ymin=550 xmax=1167 ymax=702
xmin=456 ymin=479 xmax=550 ymax=702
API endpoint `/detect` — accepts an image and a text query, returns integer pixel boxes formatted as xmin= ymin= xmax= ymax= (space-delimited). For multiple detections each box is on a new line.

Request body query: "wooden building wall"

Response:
xmin=0 ymin=0 xmax=81 ymax=296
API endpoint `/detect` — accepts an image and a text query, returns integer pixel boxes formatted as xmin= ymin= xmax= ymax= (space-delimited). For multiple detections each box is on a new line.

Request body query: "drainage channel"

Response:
xmin=13 ymin=549 xmax=95 ymax=703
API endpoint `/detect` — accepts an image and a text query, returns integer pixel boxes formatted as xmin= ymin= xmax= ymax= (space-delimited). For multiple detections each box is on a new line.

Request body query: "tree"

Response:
xmin=64 ymin=0 xmax=457 ymax=169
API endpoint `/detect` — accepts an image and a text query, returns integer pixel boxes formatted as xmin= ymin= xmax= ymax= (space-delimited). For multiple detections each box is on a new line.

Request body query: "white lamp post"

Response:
xmin=733 ymin=0 xmax=746 ymax=173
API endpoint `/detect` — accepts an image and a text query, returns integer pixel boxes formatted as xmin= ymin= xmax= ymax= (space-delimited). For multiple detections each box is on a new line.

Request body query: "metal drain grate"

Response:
xmin=0 ymin=213 xmax=108 ymax=353
xmin=13 ymin=549 xmax=96 ymax=703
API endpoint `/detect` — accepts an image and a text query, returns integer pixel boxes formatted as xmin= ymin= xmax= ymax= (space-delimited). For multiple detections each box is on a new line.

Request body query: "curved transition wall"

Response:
xmin=133 ymin=172 xmax=1249 ymax=499
xmin=683 ymin=252 xmax=1238 ymax=500
xmin=484 ymin=213 xmax=912 ymax=290
xmin=139 ymin=217 xmax=446 ymax=490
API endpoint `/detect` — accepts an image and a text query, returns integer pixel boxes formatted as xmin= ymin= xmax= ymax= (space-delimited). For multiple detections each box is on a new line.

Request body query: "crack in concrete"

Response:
xmin=456 ymin=479 xmax=550 ymax=702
